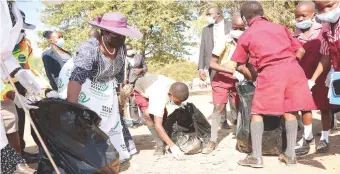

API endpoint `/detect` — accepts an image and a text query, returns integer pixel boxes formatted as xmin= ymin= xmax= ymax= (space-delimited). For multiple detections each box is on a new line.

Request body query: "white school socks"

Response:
xmin=304 ymin=124 xmax=313 ymax=140
xmin=320 ymin=130 xmax=330 ymax=143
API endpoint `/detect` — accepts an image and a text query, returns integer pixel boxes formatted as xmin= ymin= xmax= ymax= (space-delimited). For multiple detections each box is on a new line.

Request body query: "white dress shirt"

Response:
xmin=213 ymin=20 xmax=225 ymax=45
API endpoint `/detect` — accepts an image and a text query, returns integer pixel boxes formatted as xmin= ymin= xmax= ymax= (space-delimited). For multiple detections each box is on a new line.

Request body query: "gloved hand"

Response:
xmin=170 ymin=145 xmax=184 ymax=160
xmin=13 ymin=94 xmax=38 ymax=110
xmin=46 ymin=90 xmax=59 ymax=98
xmin=233 ymin=71 xmax=245 ymax=82
xmin=14 ymin=69 xmax=42 ymax=95
xmin=308 ymin=79 xmax=316 ymax=90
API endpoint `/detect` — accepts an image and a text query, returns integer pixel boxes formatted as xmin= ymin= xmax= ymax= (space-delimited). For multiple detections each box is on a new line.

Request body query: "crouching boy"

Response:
xmin=133 ymin=74 xmax=189 ymax=160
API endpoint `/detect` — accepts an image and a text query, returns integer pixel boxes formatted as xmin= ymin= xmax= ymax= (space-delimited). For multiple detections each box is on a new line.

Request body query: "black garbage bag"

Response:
xmin=235 ymin=81 xmax=284 ymax=155
xmin=235 ymin=81 xmax=304 ymax=156
xmin=163 ymin=103 xmax=211 ymax=154
xmin=29 ymin=98 xmax=120 ymax=174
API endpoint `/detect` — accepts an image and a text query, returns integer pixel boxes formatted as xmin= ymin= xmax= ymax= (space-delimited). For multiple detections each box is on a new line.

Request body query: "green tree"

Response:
xmin=190 ymin=0 xmax=298 ymax=39
xmin=40 ymin=0 xmax=199 ymax=63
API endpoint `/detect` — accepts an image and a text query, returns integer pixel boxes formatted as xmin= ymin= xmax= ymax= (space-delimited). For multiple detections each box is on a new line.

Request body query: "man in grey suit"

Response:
xmin=198 ymin=5 xmax=235 ymax=129
xmin=125 ymin=43 xmax=148 ymax=127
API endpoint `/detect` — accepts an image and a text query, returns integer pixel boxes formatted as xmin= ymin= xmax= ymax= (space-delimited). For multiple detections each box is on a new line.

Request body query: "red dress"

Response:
xmin=298 ymin=27 xmax=331 ymax=110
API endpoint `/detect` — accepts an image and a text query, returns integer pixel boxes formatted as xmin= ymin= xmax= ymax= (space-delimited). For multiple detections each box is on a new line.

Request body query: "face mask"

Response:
xmin=316 ymin=6 xmax=340 ymax=23
xmin=108 ymin=36 xmax=126 ymax=49
xmin=294 ymin=19 xmax=313 ymax=29
xmin=56 ymin=38 xmax=65 ymax=48
xmin=16 ymin=33 xmax=25 ymax=44
xmin=230 ymin=30 xmax=244 ymax=39
xmin=207 ymin=16 xmax=216 ymax=24
xmin=126 ymin=50 xmax=136 ymax=57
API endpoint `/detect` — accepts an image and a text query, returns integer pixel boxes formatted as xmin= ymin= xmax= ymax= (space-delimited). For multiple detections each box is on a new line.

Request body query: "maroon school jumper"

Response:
xmin=295 ymin=22 xmax=331 ymax=110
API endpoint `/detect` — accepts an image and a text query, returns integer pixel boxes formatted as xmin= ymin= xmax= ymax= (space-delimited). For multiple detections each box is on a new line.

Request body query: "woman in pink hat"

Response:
xmin=62 ymin=12 xmax=143 ymax=163
xmin=67 ymin=12 xmax=143 ymax=102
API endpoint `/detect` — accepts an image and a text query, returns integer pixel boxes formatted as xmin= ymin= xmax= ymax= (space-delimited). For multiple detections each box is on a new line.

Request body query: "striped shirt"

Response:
xmin=294 ymin=22 xmax=327 ymax=47
xmin=320 ymin=21 xmax=340 ymax=55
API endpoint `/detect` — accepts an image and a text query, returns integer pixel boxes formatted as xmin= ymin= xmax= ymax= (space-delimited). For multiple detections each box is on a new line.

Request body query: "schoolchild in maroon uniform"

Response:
xmin=228 ymin=2 xmax=314 ymax=167
xmin=314 ymin=0 xmax=340 ymax=153
xmin=293 ymin=2 xmax=332 ymax=155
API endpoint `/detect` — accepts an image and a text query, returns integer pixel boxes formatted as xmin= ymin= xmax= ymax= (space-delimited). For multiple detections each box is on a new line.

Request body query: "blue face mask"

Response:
xmin=316 ymin=6 xmax=340 ymax=23
xmin=56 ymin=38 xmax=65 ymax=48
xmin=295 ymin=19 xmax=313 ymax=29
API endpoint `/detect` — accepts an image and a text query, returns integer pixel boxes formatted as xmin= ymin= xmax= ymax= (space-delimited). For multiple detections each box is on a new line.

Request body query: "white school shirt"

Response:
xmin=134 ymin=74 xmax=175 ymax=117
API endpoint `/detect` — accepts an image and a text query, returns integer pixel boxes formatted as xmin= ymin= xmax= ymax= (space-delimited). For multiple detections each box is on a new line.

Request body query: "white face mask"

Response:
xmin=126 ymin=50 xmax=136 ymax=57
xmin=316 ymin=4 xmax=340 ymax=23
xmin=230 ymin=30 xmax=244 ymax=39
xmin=16 ymin=33 xmax=25 ymax=44
xmin=207 ymin=16 xmax=216 ymax=24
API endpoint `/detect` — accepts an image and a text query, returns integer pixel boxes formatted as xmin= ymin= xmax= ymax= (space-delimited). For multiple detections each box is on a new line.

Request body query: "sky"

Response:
xmin=17 ymin=0 xmax=47 ymax=57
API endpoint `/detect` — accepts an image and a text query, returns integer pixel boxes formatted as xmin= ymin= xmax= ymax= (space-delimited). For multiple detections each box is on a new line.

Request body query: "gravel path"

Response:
xmin=23 ymin=93 xmax=340 ymax=174
xmin=122 ymin=94 xmax=340 ymax=174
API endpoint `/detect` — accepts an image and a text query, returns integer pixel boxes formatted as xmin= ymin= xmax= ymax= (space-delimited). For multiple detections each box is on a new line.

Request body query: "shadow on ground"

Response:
xmin=298 ymin=134 xmax=340 ymax=170
xmin=296 ymin=116 xmax=340 ymax=170
xmin=132 ymin=134 xmax=158 ymax=153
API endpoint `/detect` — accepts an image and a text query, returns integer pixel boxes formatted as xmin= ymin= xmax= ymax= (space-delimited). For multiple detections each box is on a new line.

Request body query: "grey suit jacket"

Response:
xmin=198 ymin=19 xmax=232 ymax=80
xmin=126 ymin=54 xmax=147 ymax=84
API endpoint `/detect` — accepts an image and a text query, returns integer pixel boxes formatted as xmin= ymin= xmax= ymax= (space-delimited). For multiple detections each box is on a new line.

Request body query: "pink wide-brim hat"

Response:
xmin=88 ymin=12 xmax=143 ymax=39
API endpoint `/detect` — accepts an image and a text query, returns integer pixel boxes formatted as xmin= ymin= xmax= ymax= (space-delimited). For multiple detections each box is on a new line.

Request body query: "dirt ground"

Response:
xmin=24 ymin=92 xmax=340 ymax=174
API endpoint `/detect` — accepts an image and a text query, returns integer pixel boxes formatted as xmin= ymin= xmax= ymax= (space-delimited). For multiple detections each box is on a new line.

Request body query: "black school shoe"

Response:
xmin=316 ymin=140 xmax=330 ymax=153
xmin=295 ymin=138 xmax=310 ymax=157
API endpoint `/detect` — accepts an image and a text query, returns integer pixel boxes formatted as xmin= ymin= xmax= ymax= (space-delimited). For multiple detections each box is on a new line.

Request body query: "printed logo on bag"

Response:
xmin=58 ymin=78 xmax=64 ymax=89
xmin=78 ymin=92 xmax=90 ymax=103
xmin=102 ymin=105 xmax=112 ymax=113
xmin=99 ymin=105 xmax=113 ymax=118
xmin=107 ymin=123 xmax=122 ymax=136
xmin=91 ymin=82 xmax=109 ymax=92
xmin=89 ymin=81 xmax=110 ymax=98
